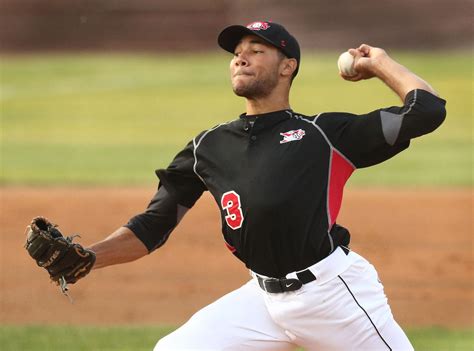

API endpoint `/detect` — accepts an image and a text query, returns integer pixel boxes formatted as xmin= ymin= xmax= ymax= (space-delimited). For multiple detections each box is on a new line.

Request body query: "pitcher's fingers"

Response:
xmin=348 ymin=48 xmax=361 ymax=58
xmin=358 ymin=44 xmax=371 ymax=56
xmin=339 ymin=72 xmax=363 ymax=82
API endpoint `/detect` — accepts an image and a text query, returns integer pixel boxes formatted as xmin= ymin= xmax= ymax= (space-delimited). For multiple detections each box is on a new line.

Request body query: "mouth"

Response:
xmin=233 ymin=71 xmax=254 ymax=78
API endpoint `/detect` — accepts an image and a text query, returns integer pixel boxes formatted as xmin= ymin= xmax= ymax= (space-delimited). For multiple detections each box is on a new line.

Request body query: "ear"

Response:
xmin=280 ymin=58 xmax=298 ymax=78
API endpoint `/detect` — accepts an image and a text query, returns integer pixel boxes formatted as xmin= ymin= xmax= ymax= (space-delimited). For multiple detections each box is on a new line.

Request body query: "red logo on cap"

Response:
xmin=247 ymin=21 xmax=270 ymax=31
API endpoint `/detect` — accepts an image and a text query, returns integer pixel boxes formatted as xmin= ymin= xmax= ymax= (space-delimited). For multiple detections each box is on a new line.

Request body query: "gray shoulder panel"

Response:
xmin=380 ymin=111 xmax=404 ymax=146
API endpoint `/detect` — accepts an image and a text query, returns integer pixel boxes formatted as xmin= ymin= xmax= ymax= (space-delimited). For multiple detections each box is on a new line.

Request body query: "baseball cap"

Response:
xmin=218 ymin=21 xmax=301 ymax=77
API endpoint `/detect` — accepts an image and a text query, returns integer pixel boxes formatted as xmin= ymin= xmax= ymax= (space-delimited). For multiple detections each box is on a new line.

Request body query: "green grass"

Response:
xmin=0 ymin=325 xmax=175 ymax=351
xmin=1 ymin=52 xmax=472 ymax=186
xmin=0 ymin=325 xmax=472 ymax=350
xmin=407 ymin=327 xmax=474 ymax=351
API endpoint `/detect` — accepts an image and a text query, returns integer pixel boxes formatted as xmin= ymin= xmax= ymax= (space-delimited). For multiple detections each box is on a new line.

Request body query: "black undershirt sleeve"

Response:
xmin=316 ymin=89 xmax=446 ymax=168
xmin=125 ymin=137 xmax=207 ymax=252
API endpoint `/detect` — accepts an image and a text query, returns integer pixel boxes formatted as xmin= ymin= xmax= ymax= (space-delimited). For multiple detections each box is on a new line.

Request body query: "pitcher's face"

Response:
xmin=230 ymin=35 xmax=283 ymax=99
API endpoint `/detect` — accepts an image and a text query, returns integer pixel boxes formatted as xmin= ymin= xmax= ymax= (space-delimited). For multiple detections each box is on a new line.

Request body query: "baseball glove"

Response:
xmin=25 ymin=216 xmax=96 ymax=293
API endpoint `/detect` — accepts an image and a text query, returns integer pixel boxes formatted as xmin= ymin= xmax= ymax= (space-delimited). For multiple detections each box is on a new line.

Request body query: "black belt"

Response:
xmin=256 ymin=269 xmax=315 ymax=293
xmin=256 ymin=246 xmax=350 ymax=294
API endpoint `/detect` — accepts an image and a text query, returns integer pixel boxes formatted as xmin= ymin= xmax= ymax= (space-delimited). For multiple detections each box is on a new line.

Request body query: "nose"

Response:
xmin=234 ymin=54 xmax=248 ymax=67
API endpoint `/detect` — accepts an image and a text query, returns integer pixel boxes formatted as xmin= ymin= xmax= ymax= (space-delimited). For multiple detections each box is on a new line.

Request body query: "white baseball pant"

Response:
xmin=154 ymin=248 xmax=414 ymax=350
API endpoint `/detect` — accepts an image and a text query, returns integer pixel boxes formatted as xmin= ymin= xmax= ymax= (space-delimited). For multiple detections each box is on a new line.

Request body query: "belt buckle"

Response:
xmin=257 ymin=275 xmax=273 ymax=293
xmin=264 ymin=278 xmax=281 ymax=293
xmin=261 ymin=278 xmax=270 ymax=293
xmin=257 ymin=275 xmax=303 ymax=293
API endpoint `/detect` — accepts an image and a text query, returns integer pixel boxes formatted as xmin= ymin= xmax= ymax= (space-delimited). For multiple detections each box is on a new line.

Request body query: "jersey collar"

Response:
xmin=239 ymin=109 xmax=293 ymax=130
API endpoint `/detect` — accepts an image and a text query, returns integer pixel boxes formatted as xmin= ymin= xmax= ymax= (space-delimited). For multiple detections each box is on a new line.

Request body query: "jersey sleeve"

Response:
xmin=125 ymin=186 xmax=191 ymax=252
xmin=155 ymin=136 xmax=207 ymax=207
xmin=125 ymin=136 xmax=208 ymax=252
xmin=315 ymin=89 xmax=446 ymax=168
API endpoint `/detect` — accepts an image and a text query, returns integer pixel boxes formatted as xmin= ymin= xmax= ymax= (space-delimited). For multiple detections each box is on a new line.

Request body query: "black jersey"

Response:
xmin=126 ymin=89 xmax=446 ymax=277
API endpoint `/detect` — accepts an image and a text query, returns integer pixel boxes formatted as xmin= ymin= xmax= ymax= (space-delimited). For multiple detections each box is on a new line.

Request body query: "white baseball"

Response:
xmin=337 ymin=51 xmax=357 ymax=77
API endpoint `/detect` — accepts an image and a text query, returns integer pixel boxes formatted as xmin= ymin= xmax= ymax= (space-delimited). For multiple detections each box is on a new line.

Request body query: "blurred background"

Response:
xmin=1 ymin=1 xmax=472 ymax=350
xmin=0 ymin=0 xmax=471 ymax=51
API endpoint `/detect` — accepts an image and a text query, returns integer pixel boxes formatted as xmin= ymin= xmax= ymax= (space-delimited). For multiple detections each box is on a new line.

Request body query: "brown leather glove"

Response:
xmin=25 ymin=217 xmax=96 ymax=290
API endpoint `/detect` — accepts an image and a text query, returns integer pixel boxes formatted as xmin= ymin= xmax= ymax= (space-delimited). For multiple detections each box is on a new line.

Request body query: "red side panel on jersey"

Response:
xmin=225 ymin=241 xmax=237 ymax=253
xmin=328 ymin=150 xmax=355 ymax=226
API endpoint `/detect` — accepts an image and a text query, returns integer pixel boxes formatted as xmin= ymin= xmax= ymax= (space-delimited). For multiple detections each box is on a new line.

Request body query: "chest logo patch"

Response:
xmin=279 ymin=129 xmax=306 ymax=144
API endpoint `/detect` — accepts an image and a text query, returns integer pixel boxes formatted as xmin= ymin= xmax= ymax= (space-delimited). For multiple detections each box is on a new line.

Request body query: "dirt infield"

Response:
xmin=1 ymin=187 xmax=472 ymax=327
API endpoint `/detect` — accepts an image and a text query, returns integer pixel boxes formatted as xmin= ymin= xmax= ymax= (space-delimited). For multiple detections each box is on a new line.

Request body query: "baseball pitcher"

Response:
xmin=26 ymin=21 xmax=446 ymax=350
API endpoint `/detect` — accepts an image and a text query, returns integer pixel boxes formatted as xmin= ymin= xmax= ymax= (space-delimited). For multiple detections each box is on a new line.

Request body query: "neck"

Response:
xmin=245 ymin=90 xmax=290 ymax=115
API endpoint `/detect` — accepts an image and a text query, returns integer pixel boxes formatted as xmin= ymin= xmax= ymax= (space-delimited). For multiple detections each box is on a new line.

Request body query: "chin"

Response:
xmin=232 ymin=87 xmax=248 ymax=97
xmin=232 ymin=82 xmax=249 ymax=97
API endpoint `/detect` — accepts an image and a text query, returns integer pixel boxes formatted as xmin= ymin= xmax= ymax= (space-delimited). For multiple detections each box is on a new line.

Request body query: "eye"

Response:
xmin=254 ymin=50 xmax=264 ymax=54
xmin=233 ymin=52 xmax=241 ymax=57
